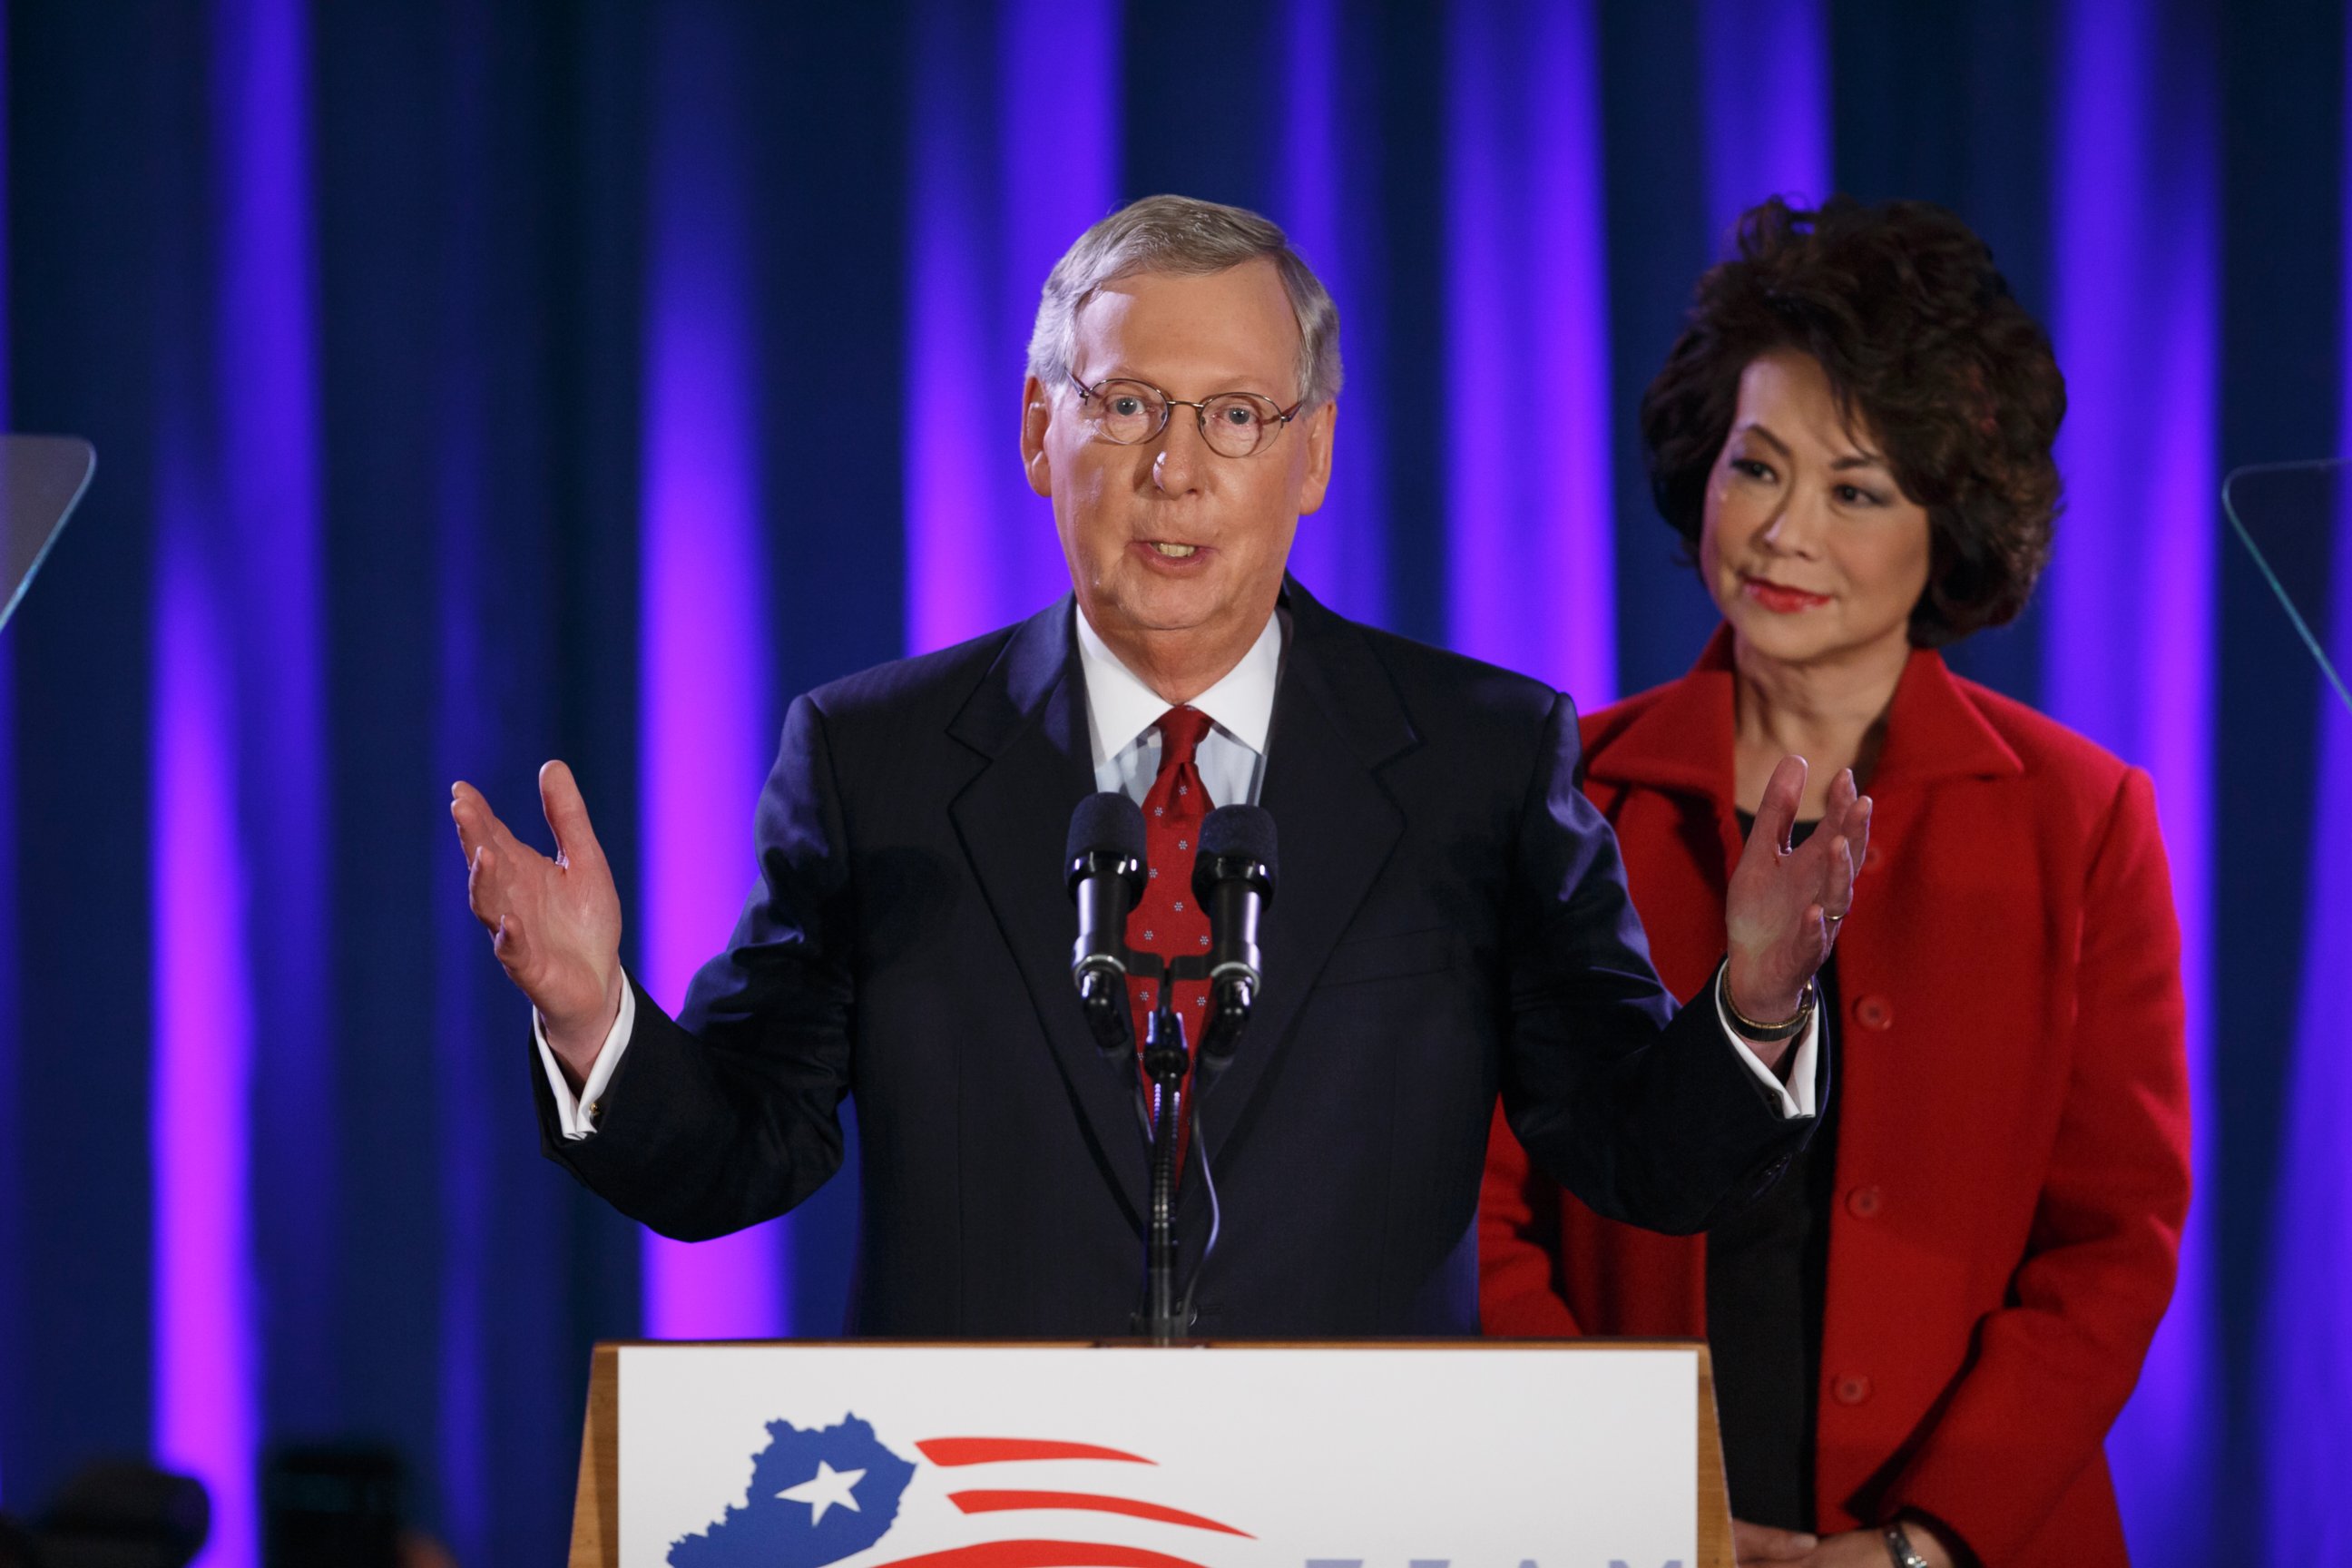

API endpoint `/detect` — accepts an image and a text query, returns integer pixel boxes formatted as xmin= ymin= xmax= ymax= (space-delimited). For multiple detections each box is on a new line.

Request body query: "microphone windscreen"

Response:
xmin=1066 ymin=790 xmax=1147 ymax=864
xmin=1198 ymin=804 xmax=1278 ymax=879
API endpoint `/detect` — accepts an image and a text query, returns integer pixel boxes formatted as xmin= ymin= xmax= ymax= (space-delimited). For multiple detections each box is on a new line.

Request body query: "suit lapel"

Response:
xmin=1200 ymin=581 xmax=1416 ymax=1163
xmin=947 ymin=597 xmax=1149 ymax=1223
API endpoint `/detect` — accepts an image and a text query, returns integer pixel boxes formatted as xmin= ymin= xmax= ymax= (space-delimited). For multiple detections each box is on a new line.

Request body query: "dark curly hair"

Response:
xmin=1640 ymin=196 xmax=2065 ymax=646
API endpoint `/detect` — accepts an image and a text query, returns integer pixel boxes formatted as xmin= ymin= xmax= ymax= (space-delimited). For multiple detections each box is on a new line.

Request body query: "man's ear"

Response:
xmin=1294 ymin=398 xmax=1339 ymax=515
xmin=1021 ymin=375 xmax=1054 ymax=497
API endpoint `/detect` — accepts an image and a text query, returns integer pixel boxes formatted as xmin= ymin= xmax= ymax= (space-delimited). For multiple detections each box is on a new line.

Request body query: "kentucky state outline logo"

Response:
xmin=666 ymin=1416 xmax=1253 ymax=1568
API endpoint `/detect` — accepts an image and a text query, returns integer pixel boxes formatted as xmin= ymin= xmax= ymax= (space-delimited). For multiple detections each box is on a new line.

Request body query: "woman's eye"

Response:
xmin=1732 ymin=458 xmax=1774 ymax=481
xmin=1110 ymin=397 xmax=1143 ymax=417
xmin=1837 ymin=485 xmax=1881 ymax=505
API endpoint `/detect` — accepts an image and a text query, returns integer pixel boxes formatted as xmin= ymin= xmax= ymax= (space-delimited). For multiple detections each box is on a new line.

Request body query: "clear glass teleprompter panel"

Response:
xmin=2224 ymin=458 xmax=2352 ymax=717
xmin=1 ymin=435 xmax=96 ymax=635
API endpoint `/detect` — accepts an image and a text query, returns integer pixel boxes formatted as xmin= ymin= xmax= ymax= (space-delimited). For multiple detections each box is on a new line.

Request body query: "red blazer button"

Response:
xmin=1832 ymin=1375 xmax=1873 ymax=1405
xmin=1854 ymin=995 xmax=1894 ymax=1030
xmin=1847 ymin=1185 xmax=1883 ymax=1218
xmin=1863 ymin=844 xmax=1884 ymax=871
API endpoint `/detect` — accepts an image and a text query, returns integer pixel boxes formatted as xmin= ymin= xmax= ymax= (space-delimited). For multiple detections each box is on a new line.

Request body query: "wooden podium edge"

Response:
xmin=570 ymin=1342 xmax=619 ymax=1568
xmin=1695 ymin=1343 xmax=1732 ymax=1568
xmin=568 ymin=1338 xmax=1730 ymax=1568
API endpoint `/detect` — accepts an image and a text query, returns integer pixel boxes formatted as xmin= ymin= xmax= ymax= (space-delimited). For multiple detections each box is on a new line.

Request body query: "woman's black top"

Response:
xmin=1710 ymin=813 xmax=1844 ymax=1531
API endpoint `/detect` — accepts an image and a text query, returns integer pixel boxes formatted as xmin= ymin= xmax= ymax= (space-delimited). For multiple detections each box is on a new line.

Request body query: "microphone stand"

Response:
xmin=1078 ymin=946 xmax=1240 ymax=1345
xmin=1139 ymin=981 xmax=1188 ymax=1343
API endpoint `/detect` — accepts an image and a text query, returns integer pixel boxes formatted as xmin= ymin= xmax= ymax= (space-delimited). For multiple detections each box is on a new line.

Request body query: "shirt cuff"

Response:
xmin=1714 ymin=975 xmax=1819 ymax=1121
xmin=534 ymin=983 xmax=637 ymax=1141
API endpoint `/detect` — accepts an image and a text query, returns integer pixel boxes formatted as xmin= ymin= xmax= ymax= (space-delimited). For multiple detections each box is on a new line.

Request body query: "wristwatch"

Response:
xmin=1719 ymin=965 xmax=1818 ymax=1043
xmin=1882 ymin=1523 xmax=1931 ymax=1568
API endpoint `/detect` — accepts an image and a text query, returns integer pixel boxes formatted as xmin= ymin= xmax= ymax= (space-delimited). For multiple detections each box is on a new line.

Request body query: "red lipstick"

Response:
xmin=1742 ymin=576 xmax=1831 ymax=613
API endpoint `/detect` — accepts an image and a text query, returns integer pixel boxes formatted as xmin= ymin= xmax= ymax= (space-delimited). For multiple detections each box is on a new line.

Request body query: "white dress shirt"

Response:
xmin=1074 ymin=600 xmax=1281 ymax=807
xmin=538 ymin=606 xmax=1816 ymax=1136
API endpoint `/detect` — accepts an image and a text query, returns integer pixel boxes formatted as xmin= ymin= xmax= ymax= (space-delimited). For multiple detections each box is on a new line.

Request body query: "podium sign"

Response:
xmin=574 ymin=1341 xmax=1727 ymax=1568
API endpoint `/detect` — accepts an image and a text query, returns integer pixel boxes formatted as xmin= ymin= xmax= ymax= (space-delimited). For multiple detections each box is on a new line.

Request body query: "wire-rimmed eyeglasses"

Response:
xmin=1068 ymin=373 xmax=1306 ymax=459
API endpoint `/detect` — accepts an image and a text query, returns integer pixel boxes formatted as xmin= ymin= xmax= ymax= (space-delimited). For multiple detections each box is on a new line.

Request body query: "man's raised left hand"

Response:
xmin=1723 ymin=755 xmax=1871 ymax=1067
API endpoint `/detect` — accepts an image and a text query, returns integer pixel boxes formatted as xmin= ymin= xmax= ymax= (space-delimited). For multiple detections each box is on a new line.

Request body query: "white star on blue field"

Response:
xmin=668 ymin=1416 xmax=916 ymax=1568
xmin=778 ymin=1460 xmax=867 ymax=1525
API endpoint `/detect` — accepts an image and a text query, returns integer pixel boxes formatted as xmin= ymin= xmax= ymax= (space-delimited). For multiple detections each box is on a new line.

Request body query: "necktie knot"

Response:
xmin=1154 ymin=706 xmax=1213 ymax=775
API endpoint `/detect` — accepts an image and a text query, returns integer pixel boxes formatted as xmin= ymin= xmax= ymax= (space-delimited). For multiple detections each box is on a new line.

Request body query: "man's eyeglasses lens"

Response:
xmin=1082 ymin=377 xmax=1288 ymax=457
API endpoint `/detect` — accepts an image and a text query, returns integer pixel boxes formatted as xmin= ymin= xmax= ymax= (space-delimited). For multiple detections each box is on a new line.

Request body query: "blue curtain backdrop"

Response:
xmin=0 ymin=1 xmax=2345 ymax=1563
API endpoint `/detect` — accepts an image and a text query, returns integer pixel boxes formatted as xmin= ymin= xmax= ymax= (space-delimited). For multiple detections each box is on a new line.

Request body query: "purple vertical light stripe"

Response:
xmin=999 ymin=0 xmax=1117 ymax=390
xmin=432 ymin=471 xmax=491 ymax=1550
xmin=1698 ymin=0 xmax=1829 ymax=247
xmin=152 ymin=497 xmax=259 ymax=1568
xmin=217 ymin=0 xmax=327 ymax=858
xmin=906 ymin=0 xmax=1118 ymax=654
xmin=1445 ymin=0 xmax=1615 ymax=702
xmin=1276 ymin=0 xmax=1386 ymax=624
xmin=152 ymin=0 xmax=326 ymax=1557
xmin=639 ymin=4 xmax=784 ymax=1341
xmin=906 ymin=0 xmax=995 ymax=654
xmin=996 ymin=0 xmax=1115 ymax=625
xmin=429 ymin=6 xmax=494 ymax=1549
xmin=2260 ymin=27 xmax=2352 ymax=1554
xmin=2048 ymin=3 xmax=2220 ymax=1562
xmin=214 ymin=0 xmax=333 ymax=1429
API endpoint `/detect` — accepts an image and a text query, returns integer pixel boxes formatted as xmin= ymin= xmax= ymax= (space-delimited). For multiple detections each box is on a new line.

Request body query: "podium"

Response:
xmin=569 ymin=1339 xmax=1732 ymax=1566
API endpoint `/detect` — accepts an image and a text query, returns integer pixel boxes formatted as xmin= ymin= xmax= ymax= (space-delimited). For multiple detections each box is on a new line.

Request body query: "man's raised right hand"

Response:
xmin=450 ymin=760 xmax=625 ymax=1087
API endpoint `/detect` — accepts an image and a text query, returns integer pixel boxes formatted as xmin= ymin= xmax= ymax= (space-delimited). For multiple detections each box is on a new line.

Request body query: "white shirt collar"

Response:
xmin=1073 ymin=605 xmax=1283 ymax=769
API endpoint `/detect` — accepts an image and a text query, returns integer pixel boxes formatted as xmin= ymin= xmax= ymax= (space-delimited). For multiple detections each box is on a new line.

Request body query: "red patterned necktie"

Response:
xmin=1125 ymin=706 xmax=1215 ymax=1150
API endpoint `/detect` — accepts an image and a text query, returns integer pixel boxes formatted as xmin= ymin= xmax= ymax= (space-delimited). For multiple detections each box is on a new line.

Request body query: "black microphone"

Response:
xmin=1191 ymin=805 xmax=1277 ymax=1069
xmin=1066 ymin=792 xmax=1147 ymax=1056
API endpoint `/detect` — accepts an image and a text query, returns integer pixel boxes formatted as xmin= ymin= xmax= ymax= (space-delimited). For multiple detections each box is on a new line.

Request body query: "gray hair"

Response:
xmin=1026 ymin=193 xmax=1344 ymax=407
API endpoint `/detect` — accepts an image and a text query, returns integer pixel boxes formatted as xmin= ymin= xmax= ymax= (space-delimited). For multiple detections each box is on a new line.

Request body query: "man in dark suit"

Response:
xmin=449 ymin=195 xmax=1868 ymax=1337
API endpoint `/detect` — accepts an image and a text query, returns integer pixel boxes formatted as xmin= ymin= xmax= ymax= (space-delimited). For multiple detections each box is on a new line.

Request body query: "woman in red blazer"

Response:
xmin=1483 ymin=198 xmax=2191 ymax=1568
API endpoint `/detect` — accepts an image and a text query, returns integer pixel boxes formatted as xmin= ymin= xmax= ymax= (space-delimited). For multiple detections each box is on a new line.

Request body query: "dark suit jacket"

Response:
xmin=534 ymin=580 xmax=1814 ymax=1336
